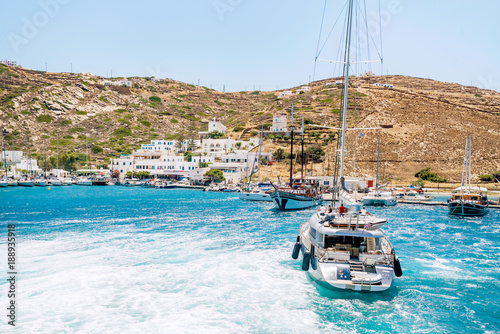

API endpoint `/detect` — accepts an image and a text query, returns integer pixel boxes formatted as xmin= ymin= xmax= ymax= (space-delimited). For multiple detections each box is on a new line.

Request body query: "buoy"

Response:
xmin=302 ymin=251 xmax=311 ymax=271
xmin=48 ymin=186 xmax=51 ymax=190
xmin=394 ymin=257 xmax=403 ymax=277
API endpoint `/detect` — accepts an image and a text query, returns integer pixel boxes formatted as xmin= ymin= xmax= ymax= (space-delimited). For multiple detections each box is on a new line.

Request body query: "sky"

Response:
xmin=1 ymin=0 xmax=499 ymax=92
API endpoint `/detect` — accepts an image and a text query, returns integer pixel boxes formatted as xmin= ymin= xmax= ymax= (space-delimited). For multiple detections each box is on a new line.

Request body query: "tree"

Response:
xmin=414 ymin=167 xmax=446 ymax=183
xmin=183 ymin=151 xmax=193 ymax=162
xmin=91 ymin=145 xmax=103 ymax=154
xmin=207 ymin=130 xmax=224 ymax=139
xmin=273 ymin=148 xmax=285 ymax=160
xmin=305 ymin=144 xmax=325 ymax=162
xmin=204 ymin=169 xmax=225 ymax=182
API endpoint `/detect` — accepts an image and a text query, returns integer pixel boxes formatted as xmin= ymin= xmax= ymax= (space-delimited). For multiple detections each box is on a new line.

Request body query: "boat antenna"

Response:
xmin=289 ymin=103 xmax=294 ymax=188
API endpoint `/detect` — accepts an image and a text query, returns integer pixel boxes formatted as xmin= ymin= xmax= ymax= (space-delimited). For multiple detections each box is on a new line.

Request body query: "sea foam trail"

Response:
xmin=0 ymin=187 xmax=498 ymax=333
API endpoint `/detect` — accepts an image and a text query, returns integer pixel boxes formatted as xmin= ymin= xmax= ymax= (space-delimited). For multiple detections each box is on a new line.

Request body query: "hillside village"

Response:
xmin=1 ymin=61 xmax=500 ymax=186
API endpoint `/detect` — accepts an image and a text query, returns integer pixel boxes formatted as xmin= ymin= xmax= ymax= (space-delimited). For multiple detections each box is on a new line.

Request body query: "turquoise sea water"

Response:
xmin=0 ymin=186 xmax=498 ymax=333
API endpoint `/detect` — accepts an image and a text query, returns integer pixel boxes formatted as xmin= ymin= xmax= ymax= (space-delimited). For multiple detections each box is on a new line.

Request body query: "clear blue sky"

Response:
xmin=1 ymin=0 xmax=499 ymax=92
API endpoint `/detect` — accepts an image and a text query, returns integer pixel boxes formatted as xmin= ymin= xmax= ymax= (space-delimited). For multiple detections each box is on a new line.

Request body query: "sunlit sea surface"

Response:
xmin=0 ymin=186 xmax=498 ymax=333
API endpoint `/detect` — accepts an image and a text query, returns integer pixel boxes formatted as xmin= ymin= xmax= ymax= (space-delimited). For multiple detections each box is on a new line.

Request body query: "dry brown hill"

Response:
xmin=1 ymin=64 xmax=499 ymax=182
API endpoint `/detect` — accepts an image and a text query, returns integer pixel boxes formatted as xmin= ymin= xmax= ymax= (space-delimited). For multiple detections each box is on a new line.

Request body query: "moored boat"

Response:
xmin=362 ymin=190 xmax=397 ymax=206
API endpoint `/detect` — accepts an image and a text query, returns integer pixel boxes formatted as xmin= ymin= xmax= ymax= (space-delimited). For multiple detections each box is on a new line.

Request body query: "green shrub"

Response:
xmin=60 ymin=120 xmax=72 ymax=125
xmin=70 ymin=127 xmax=85 ymax=132
xmin=36 ymin=115 xmax=53 ymax=123
xmin=91 ymin=145 xmax=103 ymax=154
xmin=75 ymin=110 xmax=87 ymax=115
xmin=140 ymin=120 xmax=151 ymax=127
xmin=98 ymin=96 xmax=109 ymax=103
xmin=20 ymin=110 xmax=31 ymax=115
xmin=149 ymin=96 xmax=161 ymax=103
xmin=250 ymin=91 xmax=260 ymax=95
xmin=114 ymin=109 xmax=127 ymax=113
xmin=414 ymin=167 xmax=447 ymax=183
xmin=113 ymin=127 xmax=132 ymax=138
xmin=233 ymin=126 xmax=244 ymax=132
xmin=479 ymin=174 xmax=493 ymax=181
xmin=170 ymin=119 xmax=178 ymax=123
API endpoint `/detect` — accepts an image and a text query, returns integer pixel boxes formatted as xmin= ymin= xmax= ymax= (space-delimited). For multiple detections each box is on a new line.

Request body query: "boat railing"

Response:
xmin=319 ymin=212 xmax=379 ymax=231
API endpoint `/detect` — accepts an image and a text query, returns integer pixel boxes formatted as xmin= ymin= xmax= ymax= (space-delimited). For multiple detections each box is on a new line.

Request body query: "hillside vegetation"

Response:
xmin=1 ymin=64 xmax=499 ymax=182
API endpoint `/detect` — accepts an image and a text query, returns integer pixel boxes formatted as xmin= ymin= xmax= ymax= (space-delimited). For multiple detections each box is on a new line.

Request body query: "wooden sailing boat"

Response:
xmin=270 ymin=104 xmax=322 ymax=210
xmin=448 ymin=137 xmax=489 ymax=216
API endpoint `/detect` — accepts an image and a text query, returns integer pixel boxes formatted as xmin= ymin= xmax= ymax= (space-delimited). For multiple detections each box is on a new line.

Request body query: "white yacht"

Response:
xmin=48 ymin=178 xmax=62 ymax=186
xmin=7 ymin=179 xmax=18 ymax=187
xmin=361 ymin=190 xmax=397 ymax=206
xmin=238 ymin=186 xmax=272 ymax=201
xmin=123 ymin=178 xmax=142 ymax=186
xmin=75 ymin=177 xmax=92 ymax=186
xmin=293 ymin=0 xmax=402 ymax=292
xmin=0 ymin=179 xmax=8 ymax=187
xmin=294 ymin=208 xmax=402 ymax=291
xmin=33 ymin=178 xmax=47 ymax=187
xmin=398 ymin=190 xmax=434 ymax=202
xmin=18 ymin=177 xmax=34 ymax=187
xmin=62 ymin=177 xmax=73 ymax=186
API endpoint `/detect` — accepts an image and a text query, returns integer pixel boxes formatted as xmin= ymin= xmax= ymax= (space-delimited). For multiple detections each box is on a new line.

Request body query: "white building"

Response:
xmin=360 ymin=71 xmax=376 ymax=77
xmin=141 ymin=139 xmax=201 ymax=153
xmin=101 ymin=80 xmax=132 ymax=87
xmin=278 ymin=90 xmax=293 ymax=98
xmin=199 ymin=118 xmax=227 ymax=136
xmin=298 ymin=86 xmax=311 ymax=93
xmin=13 ymin=158 xmax=42 ymax=176
xmin=202 ymin=138 xmax=260 ymax=158
xmin=270 ymin=114 xmax=288 ymax=133
xmin=1 ymin=60 xmax=16 ymax=67
xmin=1 ymin=151 xmax=23 ymax=163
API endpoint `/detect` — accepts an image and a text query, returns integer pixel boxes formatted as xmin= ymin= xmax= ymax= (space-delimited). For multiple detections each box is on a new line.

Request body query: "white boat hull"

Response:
xmin=7 ymin=181 xmax=18 ymax=186
xmin=18 ymin=181 xmax=34 ymax=187
xmin=0 ymin=181 xmax=8 ymax=187
xmin=238 ymin=192 xmax=272 ymax=201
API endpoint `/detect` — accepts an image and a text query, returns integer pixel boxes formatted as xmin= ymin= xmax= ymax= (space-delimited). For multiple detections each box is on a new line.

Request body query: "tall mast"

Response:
xmin=86 ymin=133 xmax=89 ymax=175
xmin=301 ymin=114 xmax=304 ymax=179
xmin=57 ymin=136 xmax=59 ymax=171
xmin=376 ymin=120 xmax=381 ymax=194
xmin=339 ymin=0 xmax=354 ymax=180
xmin=289 ymin=104 xmax=294 ymax=187
xmin=1 ymin=127 xmax=6 ymax=177
xmin=43 ymin=136 xmax=46 ymax=179
xmin=468 ymin=137 xmax=472 ymax=190
xmin=26 ymin=132 xmax=31 ymax=177
xmin=257 ymin=124 xmax=263 ymax=183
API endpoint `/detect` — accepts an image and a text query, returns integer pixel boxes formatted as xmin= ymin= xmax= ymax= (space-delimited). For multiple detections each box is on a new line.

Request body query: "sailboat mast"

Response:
xmin=301 ymin=114 xmax=304 ymax=179
xmin=376 ymin=121 xmax=381 ymax=193
xmin=257 ymin=124 xmax=263 ymax=183
xmin=26 ymin=132 xmax=31 ymax=177
xmin=467 ymin=136 xmax=472 ymax=190
xmin=57 ymin=136 xmax=59 ymax=170
xmin=1 ymin=126 xmax=5 ymax=177
xmin=43 ymin=136 xmax=46 ymax=179
xmin=339 ymin=0 xmax=354 ymax=180
xmin=289 ymin=104 xmax=294 ymax=187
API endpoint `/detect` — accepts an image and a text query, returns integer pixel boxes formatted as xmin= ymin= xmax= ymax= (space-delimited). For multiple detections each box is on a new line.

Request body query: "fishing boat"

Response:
xmin=123 ymin=178 xmax=142 ymax=186
xmin=448 ymin=137 xmax=488 ymax=216
xmin=292 ymin=0 xmax=401 ymax=291
xmin=271 ymin=110 xmax=322 ymax=210
xmin=155 ymin=180 xmax=177 ymax=189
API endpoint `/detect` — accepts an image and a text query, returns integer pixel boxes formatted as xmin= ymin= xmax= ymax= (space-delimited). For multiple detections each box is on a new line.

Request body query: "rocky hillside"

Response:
xmin=1 ymin=64 xmax=499 ymax=182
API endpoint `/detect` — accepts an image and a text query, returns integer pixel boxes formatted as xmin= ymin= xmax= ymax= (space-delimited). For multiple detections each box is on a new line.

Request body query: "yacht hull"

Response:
xmin=448 ymin=201 xmax=488 ymax=216
xmin=0 ymin=181 xmax=8 ymax=187
xmin=362 ymin=198 xmax=397 ymax=206
xmin=18 ymin=181 xmax=34 ymax=187
xmin=238 ymin=192 xmax=272 ymax=201
xmin=271 ymin=191 xmax=322 ymax=210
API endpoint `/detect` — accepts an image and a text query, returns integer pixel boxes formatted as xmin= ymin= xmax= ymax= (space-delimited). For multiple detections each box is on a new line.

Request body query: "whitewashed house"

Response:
xmin=199 ymin=118 xmax=227 ymax=137
xmin=270 ymin=114 xmax=288 ymax=133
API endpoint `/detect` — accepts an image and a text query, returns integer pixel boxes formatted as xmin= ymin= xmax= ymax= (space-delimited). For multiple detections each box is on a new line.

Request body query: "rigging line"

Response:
xmin=379 ymin=0 xmax=384 ymax=75
xmin=357 ymin=1 xmax=383 ymax=60
xmin=313 ymin=0 xmax=328 ymax=82
xmin=317 ymin=1 xmax=348 ymax=58
xmin=363 ymin=0 xmax=372 ymax=72
xmin=333 ymin=13 xmax=348 ymax=78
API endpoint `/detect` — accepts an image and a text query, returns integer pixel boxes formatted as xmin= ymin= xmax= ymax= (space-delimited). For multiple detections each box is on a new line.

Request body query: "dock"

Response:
xmin=397 ymin=199 xmax=500 ymax=209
